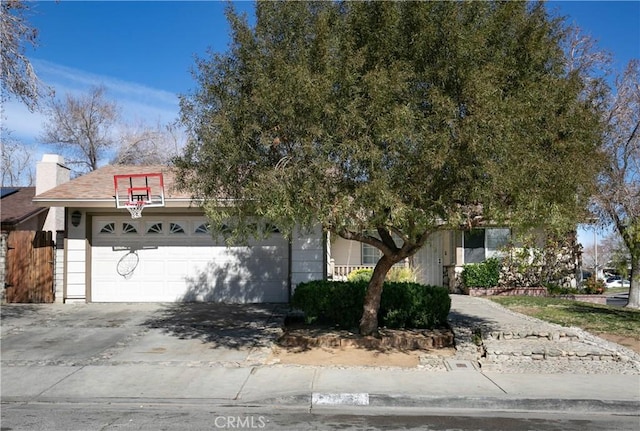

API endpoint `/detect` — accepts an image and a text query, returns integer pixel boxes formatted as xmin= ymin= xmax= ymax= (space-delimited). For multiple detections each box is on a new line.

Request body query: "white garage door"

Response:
xmin=91 ymin=216 xmax=289 ymax=303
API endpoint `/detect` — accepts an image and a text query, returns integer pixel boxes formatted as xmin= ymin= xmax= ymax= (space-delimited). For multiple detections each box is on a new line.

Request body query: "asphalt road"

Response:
xmin=607 ymin=293 xmax=630 ymax=307
xmin=2 ymin=403 xmax=639 ymax=431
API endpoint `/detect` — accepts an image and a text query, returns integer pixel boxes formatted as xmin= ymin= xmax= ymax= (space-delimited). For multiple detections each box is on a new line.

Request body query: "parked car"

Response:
xmin=605 ymin=276 xmax=630 ymax=289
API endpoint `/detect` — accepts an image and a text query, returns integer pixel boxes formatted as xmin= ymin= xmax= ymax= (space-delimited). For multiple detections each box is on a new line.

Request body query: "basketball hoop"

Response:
xmin=114 ymin=173 xmax=165 ymax=217
xmin=125 ymin=201 xmax=145 ymax=219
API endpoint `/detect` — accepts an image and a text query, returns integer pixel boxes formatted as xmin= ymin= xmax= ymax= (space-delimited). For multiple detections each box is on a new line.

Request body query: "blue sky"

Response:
xmin=5 ymin=1 xmax=638 ymax=143
xmin=2 ymin=0 xmax=639 ymax=244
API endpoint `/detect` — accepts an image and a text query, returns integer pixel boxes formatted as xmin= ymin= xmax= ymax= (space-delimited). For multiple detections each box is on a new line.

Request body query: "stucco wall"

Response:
xmin=64 ymin=208 xmax=88 ymax=302
xmin=291 ymin=225 xmax=326 ymax=289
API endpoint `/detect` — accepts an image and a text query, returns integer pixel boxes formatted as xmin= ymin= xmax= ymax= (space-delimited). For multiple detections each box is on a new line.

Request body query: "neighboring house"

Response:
xmin=0 ymin=187 xmax=49 ymax=232
xmin=1 ymin=154 xmax=70 ymax=233
xmin=1 ymin=187 xmax=49 ymax=300
xmin=330 ymin=228 xmax=512 ymax=291
xmin=33 ymin=163 xmax=326 ymax=304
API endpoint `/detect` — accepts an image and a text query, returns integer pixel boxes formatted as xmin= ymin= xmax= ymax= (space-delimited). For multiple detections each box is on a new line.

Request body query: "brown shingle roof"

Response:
xmin=1 ymin=187 xmax=48 ymax=225
xmin=33 ymin=165 xmax=195 ymax=207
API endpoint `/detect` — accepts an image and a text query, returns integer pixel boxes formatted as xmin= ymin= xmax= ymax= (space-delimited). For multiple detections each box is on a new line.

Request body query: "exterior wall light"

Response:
xmin=71 ymin=210 xmax=82 ymax=227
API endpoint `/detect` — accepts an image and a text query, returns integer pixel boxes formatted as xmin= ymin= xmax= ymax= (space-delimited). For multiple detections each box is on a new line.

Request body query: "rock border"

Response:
xmin=277 ymin=327 xmax=455 ymax=351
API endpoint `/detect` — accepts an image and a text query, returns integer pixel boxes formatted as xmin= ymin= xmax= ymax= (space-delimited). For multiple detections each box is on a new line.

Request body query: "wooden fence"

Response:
xmin=5 ymin=230 xmax=55 ymax=303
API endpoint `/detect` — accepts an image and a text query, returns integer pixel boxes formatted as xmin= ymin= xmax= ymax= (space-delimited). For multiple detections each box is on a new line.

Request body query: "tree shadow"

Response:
xmin=142 ymin=302 xmax=287 ymax=349
xmin=180 ymin=244 xmax=289 ymax=303
xmin=447 ymin=309 xmax=499 ymax=329
xmin=142 ymin=246 xmax=289 ymax=349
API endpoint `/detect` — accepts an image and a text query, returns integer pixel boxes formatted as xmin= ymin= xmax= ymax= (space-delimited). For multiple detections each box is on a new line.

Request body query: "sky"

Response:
xmin=2 ymin=0 xmax=639 ymax=245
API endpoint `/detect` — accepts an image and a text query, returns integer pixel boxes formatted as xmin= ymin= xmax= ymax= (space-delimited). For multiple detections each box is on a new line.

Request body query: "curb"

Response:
xmin=4 ymin=394 xmax=638 ymax=415
xmin=255 ymin=394 xmax=640 ymax=414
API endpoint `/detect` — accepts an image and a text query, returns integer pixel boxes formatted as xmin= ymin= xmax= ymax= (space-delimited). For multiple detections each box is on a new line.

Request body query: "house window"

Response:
xmin=169 ymin=223 xmax=185 ymax=234
xmin=362 ymin=243 xmax=382 ymax=265
xmin=122 ymin=223 xmax=138 ymax=234
xmin=486 ymin=228 xmax=510 ymax=258
xmin=464 ymin=229 xmax=485 ymax=264
xmin=147 ymin=223 xmax=163 ymax=234
xmin=100 ymin=223 xmax=115 ymax=234
xmin=195 ymin=223 xmax=210 ymax=234
xmin=264 ymin=223 xmax=280 ymax=234
xmin=464 ymin=228 xmax=511 ymax=263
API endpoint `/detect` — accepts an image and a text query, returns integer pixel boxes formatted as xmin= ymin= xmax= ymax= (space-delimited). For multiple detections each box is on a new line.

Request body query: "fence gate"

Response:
xmin=5 ymin=231 xmax=55 ymax=303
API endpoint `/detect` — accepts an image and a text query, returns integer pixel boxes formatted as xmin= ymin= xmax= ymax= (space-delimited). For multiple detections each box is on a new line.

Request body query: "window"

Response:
xmin=147 ymin=223 xmax=163 ymax=234
xmin=362 ymin=243 xmax=382 ymax=265
xmin=463 ymin=228 xmax=511 ymax=263
xmin=464 ymin=229 xmax=485 ymax=264
xmin=486 ymin=228 xmax=510 ymax=258
xmin=99 ymin=223 xmax=115 ymax=234
xmin=264 ymin=223 xmax=280 ymax=234
xmin=122 ymin=223 xmax=138 ymax=234
xmin=169 ymin=223 xmax=185 ymax=234
xmin=195 ymin=223 xmax=210 ymax=234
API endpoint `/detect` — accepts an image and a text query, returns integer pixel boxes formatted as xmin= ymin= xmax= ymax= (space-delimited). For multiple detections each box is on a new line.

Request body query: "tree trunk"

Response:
xmin=359 ymin=255 xmax=396 ymax=336
xmin=626 ymin=252 xmax=640 ymax=309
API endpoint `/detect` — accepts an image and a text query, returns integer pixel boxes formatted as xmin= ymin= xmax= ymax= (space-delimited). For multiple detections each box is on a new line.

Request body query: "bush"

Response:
xmin=291 ymin=280 xmax=450 ymax=330
xmin=347 ymin=266 xmax=417 ymax=283
xmin=347 ymin=268 xmax=373 ymax=282
xmin=582 ymin=275 xmax=605 ymax=295
xmin=291 ymin=280 xmax=366 ymax=328
xmin=379 ymin=282 xmax=450 ymax=328
xmin=461 ymin=258 xmax=500 ymax=288
xmin=544 ymin=283 xmax=579 ymax=295
xmin=386 ymin=266 xmax=417 ymax=282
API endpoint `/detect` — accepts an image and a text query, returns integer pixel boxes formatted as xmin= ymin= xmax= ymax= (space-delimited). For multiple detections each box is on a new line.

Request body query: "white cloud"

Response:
xmin=2 ymin=59 xmax=181 ymax=146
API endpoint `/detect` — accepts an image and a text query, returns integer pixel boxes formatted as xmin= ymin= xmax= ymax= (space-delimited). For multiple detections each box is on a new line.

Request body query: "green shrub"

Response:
xmin=347 ymin=266 xmax=417 ymax=283
xmin=544 ymin=283 xmax=579 ymax=295
xmin=347 ymin=268 xmax=373 ymax=282
xmin=379 ymin=282 xmax=450 ymax=328
xmin=461 ymin=258 xmax=501 ymax=288
xmin=386 ymin=266 xmax=417 ymax=282
xmin=291 ymin=280 xmax=366 ymax=328
xmin=291 ymin=280 xmax=450 ymax=330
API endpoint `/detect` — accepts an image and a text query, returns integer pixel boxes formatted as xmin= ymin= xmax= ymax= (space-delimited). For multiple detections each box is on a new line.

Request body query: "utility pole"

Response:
xmin=594 ymin=230 xmax=598 ymax=278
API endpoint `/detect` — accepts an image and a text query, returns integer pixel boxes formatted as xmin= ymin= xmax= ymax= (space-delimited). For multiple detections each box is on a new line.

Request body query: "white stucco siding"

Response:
xmin=65 ymin=239 xmax=88 ymax=300
xmin=291 ymin=225 xmax=325 ymax=288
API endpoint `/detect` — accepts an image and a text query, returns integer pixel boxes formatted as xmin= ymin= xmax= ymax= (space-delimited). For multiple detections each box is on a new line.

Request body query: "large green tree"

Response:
xmin=176 ymin=1 xmax=603 ymax=335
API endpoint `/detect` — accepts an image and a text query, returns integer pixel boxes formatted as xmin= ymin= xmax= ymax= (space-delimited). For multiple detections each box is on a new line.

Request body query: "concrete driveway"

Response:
xmin=1 ymin=302 xmax=286 ymax=367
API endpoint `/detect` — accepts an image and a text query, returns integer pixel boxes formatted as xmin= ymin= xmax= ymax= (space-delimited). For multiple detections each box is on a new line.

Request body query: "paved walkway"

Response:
xmin=1 ymin=296 xmax=639 ymax=415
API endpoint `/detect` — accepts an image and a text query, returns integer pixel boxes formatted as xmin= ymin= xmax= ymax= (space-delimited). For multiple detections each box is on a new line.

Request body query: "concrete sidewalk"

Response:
xmin=1 ymin=296 xmax=639 ymax=415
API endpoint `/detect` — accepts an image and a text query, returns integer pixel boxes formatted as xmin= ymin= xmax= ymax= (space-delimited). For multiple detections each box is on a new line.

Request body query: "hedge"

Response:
xmin=291 ymin=280 xmax=451 ymax=330
xmin=461 ymin=258 xmax=500 ymax=288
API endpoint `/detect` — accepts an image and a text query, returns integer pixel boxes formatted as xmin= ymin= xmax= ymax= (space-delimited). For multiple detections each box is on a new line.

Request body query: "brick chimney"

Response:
xmin=36 ymin=154 xmax=70 ymax=232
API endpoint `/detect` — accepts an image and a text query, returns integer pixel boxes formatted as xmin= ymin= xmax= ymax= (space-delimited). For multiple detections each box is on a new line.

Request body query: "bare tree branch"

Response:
xmin=39 ymin=86 xmax=119 ymax=174
xmin=0 ymin=0 xmax=51 ymax=110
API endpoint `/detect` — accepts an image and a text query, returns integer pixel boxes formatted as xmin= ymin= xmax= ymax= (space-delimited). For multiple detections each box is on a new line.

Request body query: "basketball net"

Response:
xmin=126 ymin=201 xmax=145 ymax=219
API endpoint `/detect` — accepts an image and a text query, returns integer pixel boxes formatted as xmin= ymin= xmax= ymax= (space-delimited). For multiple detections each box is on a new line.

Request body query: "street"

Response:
xmin=2 ymin=403 xmax=639 ymax=431
xmin=607 ymin=293 xmax=630 ymax=307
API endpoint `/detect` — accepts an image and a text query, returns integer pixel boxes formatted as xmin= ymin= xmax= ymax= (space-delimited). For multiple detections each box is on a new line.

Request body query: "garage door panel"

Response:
xmin=91 ymin=216 xmax=289 ymax=303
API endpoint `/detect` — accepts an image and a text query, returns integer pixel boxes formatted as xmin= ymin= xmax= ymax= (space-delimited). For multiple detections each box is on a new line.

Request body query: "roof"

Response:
xmin=33 ymin=165 xmax=198 ymax=208
xmin=1 ymin=187 xmax=49 ymax=226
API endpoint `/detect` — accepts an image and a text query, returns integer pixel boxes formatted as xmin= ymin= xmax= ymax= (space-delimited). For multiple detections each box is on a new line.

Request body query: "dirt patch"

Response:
xmin=594 ymin=333 xmax=640 ymax=354
xmin=270 ymin=327 xmax=456 ymax=367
